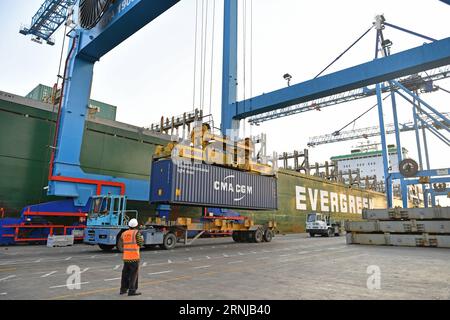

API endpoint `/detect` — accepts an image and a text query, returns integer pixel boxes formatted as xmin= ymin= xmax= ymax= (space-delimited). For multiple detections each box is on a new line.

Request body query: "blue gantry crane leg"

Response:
xmin=19 ymin=0 xmax=77 ymax=45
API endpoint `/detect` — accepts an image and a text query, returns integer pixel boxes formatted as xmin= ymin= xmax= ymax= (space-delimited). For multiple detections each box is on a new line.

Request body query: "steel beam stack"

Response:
xmin=346 ymin=207 xmax=450 ymax=248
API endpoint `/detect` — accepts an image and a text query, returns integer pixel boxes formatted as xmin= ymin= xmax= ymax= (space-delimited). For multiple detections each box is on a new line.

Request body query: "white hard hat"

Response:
xmin=128 ymin=218 xmax=138 ymax=228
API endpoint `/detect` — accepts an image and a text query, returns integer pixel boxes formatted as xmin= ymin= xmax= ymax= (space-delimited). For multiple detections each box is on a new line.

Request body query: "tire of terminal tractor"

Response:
xmin=99 ymin=244 xmax=115 ymax=251
xmin=162 ymin=232 xmax=177 ymax=250
xmin=309 ymin=232 xmax=315 ymax=237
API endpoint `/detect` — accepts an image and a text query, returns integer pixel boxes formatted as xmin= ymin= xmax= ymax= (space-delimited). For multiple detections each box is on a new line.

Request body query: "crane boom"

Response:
xmin=19 ymin=0 xmax=76 ymax=45
xmin=307 ymin=112 xmax=450 ymax=147
xmin=249 ymin=65 xmax=450 ymax=125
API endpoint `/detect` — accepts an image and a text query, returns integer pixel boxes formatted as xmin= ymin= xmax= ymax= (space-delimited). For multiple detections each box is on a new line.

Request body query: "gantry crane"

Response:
xmin=16 ymin=0 xmax=450 ymax=214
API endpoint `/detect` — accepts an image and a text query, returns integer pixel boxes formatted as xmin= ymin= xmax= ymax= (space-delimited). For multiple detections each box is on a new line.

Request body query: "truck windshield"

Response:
xmin=307 ymin=214 xmax=316 ymax=222
xmin=89 ymin=197 xmax=110 ymax=217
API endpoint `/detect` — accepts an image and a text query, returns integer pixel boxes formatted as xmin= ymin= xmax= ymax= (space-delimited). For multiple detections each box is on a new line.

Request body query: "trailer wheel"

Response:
xmin=254 ymin=229 xmax=263 ymax=243
xmin=263 ymin=229 xmax=273 ymax=242
xmin=232 ymin=232 xmax=240 ymax=242
xmin=162 ymin=233 xmax=177 ymax=250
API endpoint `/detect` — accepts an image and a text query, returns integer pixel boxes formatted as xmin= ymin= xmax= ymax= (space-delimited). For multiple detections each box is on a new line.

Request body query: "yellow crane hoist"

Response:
xmin=154 ymin=124 xmax=275 ymax=176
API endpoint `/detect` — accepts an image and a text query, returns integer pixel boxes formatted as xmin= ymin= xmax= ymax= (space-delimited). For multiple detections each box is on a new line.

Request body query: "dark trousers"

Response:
xmin=120 ymin=261 xmax=139 ymax=293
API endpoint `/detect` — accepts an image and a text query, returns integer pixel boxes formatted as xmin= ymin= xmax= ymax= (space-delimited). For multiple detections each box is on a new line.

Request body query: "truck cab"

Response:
xmin=306 ymin=212 xmax=342 ymax=237
xmin=84 ymin=195 xmax=138 ymax=251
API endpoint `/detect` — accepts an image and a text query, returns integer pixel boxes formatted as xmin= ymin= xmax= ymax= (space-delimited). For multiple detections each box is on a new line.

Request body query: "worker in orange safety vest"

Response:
xmin=120 ymin=218 xmax=144 ymax=296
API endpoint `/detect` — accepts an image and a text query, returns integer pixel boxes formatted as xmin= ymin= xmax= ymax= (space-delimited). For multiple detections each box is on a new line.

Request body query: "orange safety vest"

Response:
xmin=122 ymin=230 xmax=140 ymax=261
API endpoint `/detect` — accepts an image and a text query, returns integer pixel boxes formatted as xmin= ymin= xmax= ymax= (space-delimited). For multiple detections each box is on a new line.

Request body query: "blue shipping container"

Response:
xmin=150 ymin=159 xmax=277 ymax=210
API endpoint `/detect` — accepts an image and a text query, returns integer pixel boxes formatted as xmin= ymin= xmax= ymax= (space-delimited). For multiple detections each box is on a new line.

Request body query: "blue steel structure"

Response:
xmin=221 ymin=0 xmax=450 ymax=208
xmin=249 ymin=65 xmax=450 ymax=125
xmin=46 ymin=0 xmax=180 ymax=207
xmin=20 ymin=0 xmax=77 ymax=45
xmin=18 ymin=0 xmax=449 ymax=211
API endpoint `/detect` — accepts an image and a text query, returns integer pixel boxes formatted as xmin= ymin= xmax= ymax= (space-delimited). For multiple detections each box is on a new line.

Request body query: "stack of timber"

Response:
xmin=345 ymin=207 xmax=450 ymax=248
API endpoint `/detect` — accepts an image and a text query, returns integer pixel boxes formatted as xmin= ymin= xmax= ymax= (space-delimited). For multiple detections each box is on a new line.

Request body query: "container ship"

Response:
xmin=0 ymin=89 xmax=401 ymax=235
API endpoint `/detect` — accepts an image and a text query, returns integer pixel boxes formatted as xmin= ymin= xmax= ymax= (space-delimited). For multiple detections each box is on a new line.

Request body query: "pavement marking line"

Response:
xmin=228 ymin=261 xmax=243 ymax=264
xmin=0 ymin=293 xmax=6 ymax=295
xmin=50 ymin=282 xmax=90 ymax=289
xmin=113 ymin=265 xmax=120 ymax=270
xmin=0 ymin=268 xmax=16 ymax=273
xmin=50 ymin=275 xmax=192 ymax=300
xmin=0 ymin=275 xmax=16 ymax=282
xmin=193 ymin=265 xmax=211 ymax=269
xmin=80 ymin=268 xmax=89 ymax=274
xmin=206 ymin=256 xmax=211 ymax=259
xmin=104 ymin=278 xmax=121 ymax=282
xmin=34 ymin=259 xmax=42 ymax=263
xmin=298 ymin=251 xmax=310 ymax=254
xmin=188 ymin=257 xmax=193 ymax=261
xmin=223 ymin=254 xmax=229 ymax=257
xmin=46 ymin=239 xmax=340 ymax=299
xmin=41 ymin=271 xmax=57 ymax=278
xmin=148 ymin=270 xmax=173 ymax=276
xmin=65 ymin=257 xmax=72 ymax=261
xmin=167 ymin=260 xmax=173 ymax=264
xmin=142 ymin=262 xmax=147 ymax=267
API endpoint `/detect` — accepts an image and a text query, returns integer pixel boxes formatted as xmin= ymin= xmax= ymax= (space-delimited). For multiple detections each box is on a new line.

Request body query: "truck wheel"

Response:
xmin=254 ymin=229 xmax=263 ymax=243
xmin=232 ymin=232 xmax=240 ymax=242
xmin=327 ymin=229 xmax=333 ymax=237
xmin=162 ymin=233 xmax=177 ymax=250
xmin=116 ymin=236 xmax=124 ymax=253
xmin=99 ymin=244 xmax=114 ymax=251
xmin=263 ymin=229 xmax=273 ymax=242
xmin=309 ymin=232 xmax=315 ymax=237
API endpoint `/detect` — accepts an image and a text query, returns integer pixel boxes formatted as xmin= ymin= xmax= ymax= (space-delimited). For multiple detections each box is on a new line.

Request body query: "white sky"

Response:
xmin=0 ymin=0 xmax=449 ymax=205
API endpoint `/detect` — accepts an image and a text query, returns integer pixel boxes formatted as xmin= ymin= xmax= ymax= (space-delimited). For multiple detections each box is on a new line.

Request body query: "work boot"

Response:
xmin=128 ymin=291 xmax=142 ymax=296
